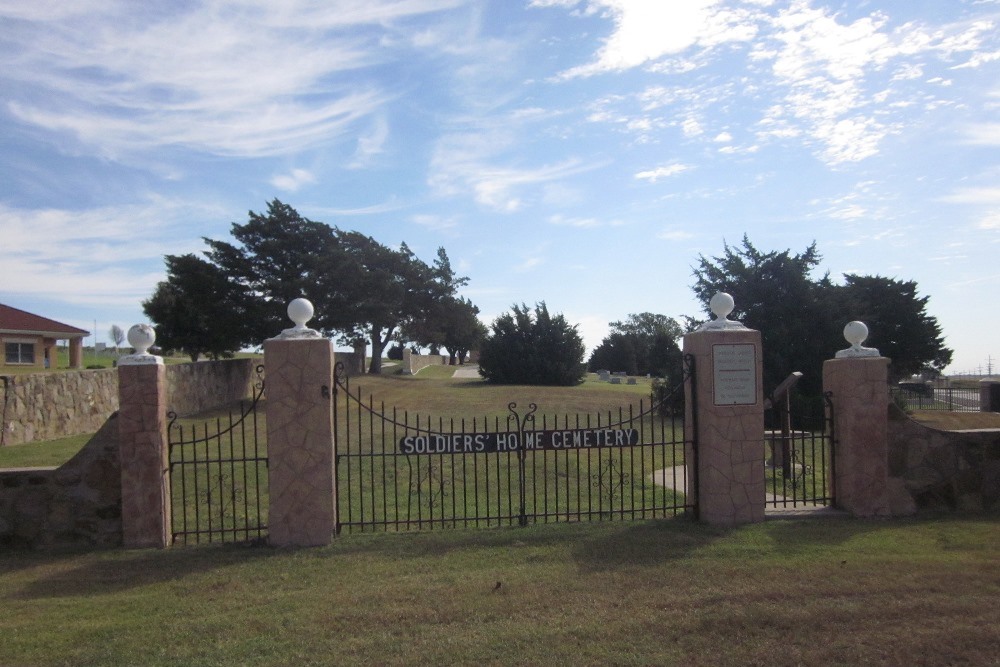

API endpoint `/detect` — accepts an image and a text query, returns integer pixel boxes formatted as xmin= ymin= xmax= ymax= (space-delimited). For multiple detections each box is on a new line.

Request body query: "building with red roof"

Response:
xmin=0 ymin=303 xmax=89 ymax=370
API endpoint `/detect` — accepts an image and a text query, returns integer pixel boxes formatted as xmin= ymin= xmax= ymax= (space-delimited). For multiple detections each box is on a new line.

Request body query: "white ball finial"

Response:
xmin=271 ymin=298 xmax=322 ymax=340
xmin=127 ymin=323 xmax=156 ymax=354
xmin=119 ymin=324 xmax=163 ymax=365
xmin=710 ymin=292 xmax=735 ymax=320
xmin=843 ymin=321 xmax=869 ymax=348
xmin=287 ymin=298 xmax=314 ymax=328
xmin=835 ymin=320 xmax=880 ymax=358
xmin=698 ymin=292 xmax=747 ymax=331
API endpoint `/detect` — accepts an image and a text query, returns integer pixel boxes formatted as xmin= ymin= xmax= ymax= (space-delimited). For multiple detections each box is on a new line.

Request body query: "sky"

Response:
xmin=2 ymin=0 xmax=999 ymax=375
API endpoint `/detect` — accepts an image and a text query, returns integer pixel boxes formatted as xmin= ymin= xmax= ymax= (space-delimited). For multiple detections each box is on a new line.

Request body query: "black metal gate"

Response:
xmin=764 ymin=390 xmax=835 ymax=509
xmin=333 ymin=363 xmax=696 ymax=533
xmin=167 ymin=364 xmax=268 ymax=545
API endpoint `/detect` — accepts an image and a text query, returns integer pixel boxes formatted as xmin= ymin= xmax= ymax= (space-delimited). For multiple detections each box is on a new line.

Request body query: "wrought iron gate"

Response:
xmin=167 ymin=364 xmax=268 ymax=545
xmin=333 ymin=363 xmax=696 ymax=533
xmin=764 ymin=391 xmax=835 ymax=509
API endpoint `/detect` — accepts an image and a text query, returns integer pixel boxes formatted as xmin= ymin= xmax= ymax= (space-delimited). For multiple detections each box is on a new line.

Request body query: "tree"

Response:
xmin=161 ymin=199 xmax=473 ymax=374
xmin=441 ymin=297 xmax=487 ymax=364
xmin=692 ymin=236 xmax=837 ymax=396
xmin=143 ymin=254 xmax=249 ymax=361
xmin=834 ymin=275 xmax=952 ymax=381
xmin=401 ymin=296 xmax=486 ymax=364
xmin=108 ymin=324 xmax=125 ymax=354
xmin=588 ymin=313 xmax=683 ymax=377
xmin=202 ymin=199 xmax=342 ymax=344
xmin=691 ymin=236 xmax=952 ymax=396
xmin=478 ymin=303 xmax=586 ymax=386
xmin=331 ymin=234 xmax=467 ymax=373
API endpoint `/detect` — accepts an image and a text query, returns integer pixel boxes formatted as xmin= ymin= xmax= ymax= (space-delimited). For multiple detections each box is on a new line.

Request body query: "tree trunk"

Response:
xmin=368 ymin=330 xmax=383 ymax=374
xmin=367 ymin=325 xmax=395 ymax=374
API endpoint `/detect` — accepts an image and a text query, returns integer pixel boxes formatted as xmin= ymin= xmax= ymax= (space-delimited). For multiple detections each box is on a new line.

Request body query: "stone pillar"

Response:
xmin=684 ymin=293 xmax=765 ymax=526
xmin=117 ymin=324 xmax=170 ymax=548
xmin=823 ymin=321 xmax=890 ymax=517
xmin=265 ymin=299 xmax=336 ymax=547
xmin=980 ymin=380 xmax=1000 ymax=412
xmin=69 ymin=337 xmax=83 ymax=369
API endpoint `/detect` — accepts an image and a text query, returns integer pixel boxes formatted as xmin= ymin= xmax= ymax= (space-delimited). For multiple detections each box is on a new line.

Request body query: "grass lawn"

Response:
xmin=0 ymin=515 xmax=997 ymax=666
xmin=0 ymin=434 xmax=92 ymax=468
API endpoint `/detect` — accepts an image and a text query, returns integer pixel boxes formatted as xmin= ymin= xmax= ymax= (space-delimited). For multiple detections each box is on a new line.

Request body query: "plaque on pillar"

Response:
xmin=712 ymin=343 xmax=757 ymax=405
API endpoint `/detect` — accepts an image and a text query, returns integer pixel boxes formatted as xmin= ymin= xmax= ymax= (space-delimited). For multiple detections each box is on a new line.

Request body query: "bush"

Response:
xmin=478 ymin=303 xmax=585 ymax=386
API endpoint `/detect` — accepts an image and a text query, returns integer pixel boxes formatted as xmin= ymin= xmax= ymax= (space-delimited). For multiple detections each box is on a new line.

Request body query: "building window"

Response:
xmin=5 ymin=342 xmax=35 ymax=364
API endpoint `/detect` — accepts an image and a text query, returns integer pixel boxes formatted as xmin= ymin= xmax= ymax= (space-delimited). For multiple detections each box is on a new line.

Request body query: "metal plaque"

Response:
xmin=712 ymin=343 xmax=757 ymax=406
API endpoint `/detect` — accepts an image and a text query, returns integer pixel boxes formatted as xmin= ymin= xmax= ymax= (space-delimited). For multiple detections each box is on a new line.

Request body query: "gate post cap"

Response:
xmin=119 ymin=324 xmax=163 ymax=365
xmin=835 ymin=321 xmax=880 ymax=358
xmin=698 ymin=292 xmax=748 ymax=331
xmin=270 ymin=298 xmax=323 ymax=340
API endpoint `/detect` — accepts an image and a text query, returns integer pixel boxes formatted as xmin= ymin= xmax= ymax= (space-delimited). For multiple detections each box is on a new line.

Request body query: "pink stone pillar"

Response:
xmin=683 ymin=319 xmax=765 ymax=526
xmin=823 ymin=355 xmax=891 ymax=517
xmin=264 ymin=336 xmax=336 ymax=547
xmin=118 ymin=362 xmax=171 ymax=548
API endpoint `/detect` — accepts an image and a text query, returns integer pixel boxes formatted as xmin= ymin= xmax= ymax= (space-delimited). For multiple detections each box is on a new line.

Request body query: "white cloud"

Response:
xmin=962 ymin=123 xmax=1000 ymax=145
xmin=940 ymin=186 xmax=1000 ymax=204
xmin=657 ymin=228 xmax=695 ymax=241
xmin=634 ymin=163 xmax=692 ymax=182
xmin=428 ymin=129 xmax=602 ymax=211
xmin=548 ymin=214 xmax=623 ymax=228
xmin=553 ymin=0 xmax=757 ymax=79
xmin=978 ymin=213 xmax=1000 ymax=230
xmin=750 ymin=3 xmax=995 ymax=165
xmin=350 ymin=116 xmax=390 ymax=168
xmin=0 ymin=1 xmax=464 ymax=160
xmin=270 ymin=168 xmax=317 ymax=192
xmin=411 ymin=214 xmax=459 ymax=232
xmin=0 ymin=198 xmax=227 ymax=307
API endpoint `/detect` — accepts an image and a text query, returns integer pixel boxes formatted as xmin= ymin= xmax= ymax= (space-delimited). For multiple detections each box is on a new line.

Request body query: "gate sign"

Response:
xmin=712 ymin=343 xmax=757 ymax=406
xmin=399 ymin=428 xmax=640 ymax=455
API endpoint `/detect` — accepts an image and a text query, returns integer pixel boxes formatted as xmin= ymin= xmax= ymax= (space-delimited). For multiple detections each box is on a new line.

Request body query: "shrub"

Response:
xmin=478 ymin=303 xmax=585 ymax=386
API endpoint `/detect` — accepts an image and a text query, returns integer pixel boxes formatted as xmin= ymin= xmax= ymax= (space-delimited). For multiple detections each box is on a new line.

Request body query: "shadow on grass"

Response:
xmin=4 ymin=541 xmax=280 ymax=600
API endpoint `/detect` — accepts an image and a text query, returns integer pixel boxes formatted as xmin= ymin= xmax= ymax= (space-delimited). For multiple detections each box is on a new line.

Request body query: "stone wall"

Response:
xmin=1 ymin=369 xmax=117 ymax=446
xmin=1 ymin=358 xmax=256 ymax=446
xmin=164 ymin=358 xmax=256 ymax=416
xmin=887 ymin=404 xmax=1000 ymax=513
xmin=0 ymin=414 xmax=121 ymax=549
xmin=401 ymin=349 xmax=450 ymax=375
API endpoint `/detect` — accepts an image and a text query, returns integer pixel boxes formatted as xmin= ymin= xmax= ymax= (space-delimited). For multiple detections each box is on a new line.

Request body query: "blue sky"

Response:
xmin=2 ymin=0 xmax=999 ymax=374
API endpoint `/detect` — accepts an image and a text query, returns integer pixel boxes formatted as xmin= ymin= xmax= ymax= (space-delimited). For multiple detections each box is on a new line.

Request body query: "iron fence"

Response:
xmin=334 ymin=361 xmax=696 ymax=533
xmin=764 ymin=392 xmax=835 ymax=509
xmin=892 ymin=385 xmax=981 ymax=412
xmin=167 ymin=364 xmax=267 ymax=545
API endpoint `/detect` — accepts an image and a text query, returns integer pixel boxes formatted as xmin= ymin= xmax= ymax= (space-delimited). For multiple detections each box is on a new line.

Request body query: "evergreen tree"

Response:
xmin=479 ymin=303 xmax=585 ymax=386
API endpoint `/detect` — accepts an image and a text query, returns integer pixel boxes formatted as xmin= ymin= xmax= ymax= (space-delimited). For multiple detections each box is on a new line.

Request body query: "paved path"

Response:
xmin=651 ymin=465 xmax=845 ymax=519
xmin=451 ymin=365 xmax=481 ymax=379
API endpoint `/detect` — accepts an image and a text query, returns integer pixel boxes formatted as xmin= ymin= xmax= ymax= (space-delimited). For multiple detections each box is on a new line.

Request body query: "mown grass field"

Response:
xmin=0 ymin=515 xmax=997 ymax=666
xmin=2 ymin=366 xmax=999 ymax=664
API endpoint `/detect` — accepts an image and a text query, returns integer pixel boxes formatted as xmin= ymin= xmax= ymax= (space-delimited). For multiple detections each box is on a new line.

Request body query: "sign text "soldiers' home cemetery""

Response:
xmin=399 ymin=428 xmax=640 ymax=455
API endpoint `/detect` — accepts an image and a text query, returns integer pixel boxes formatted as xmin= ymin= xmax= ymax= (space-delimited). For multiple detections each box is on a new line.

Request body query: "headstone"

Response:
xmin=627 ymin=378 xmax=637 ymax=385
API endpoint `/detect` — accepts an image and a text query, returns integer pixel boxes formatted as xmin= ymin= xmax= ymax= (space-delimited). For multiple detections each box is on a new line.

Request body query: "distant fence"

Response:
xmin=892 ymin=385 xmax=982 ymax=412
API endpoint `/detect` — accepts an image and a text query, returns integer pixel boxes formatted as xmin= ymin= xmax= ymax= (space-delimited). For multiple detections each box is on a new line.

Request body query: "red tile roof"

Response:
xmin=0 ymin=303 xmax=89 ymax=337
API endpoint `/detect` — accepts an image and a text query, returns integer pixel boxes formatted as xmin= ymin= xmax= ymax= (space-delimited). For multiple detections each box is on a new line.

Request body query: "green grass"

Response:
xmin=0 ymin=434 xmax=91 ymax=468
xmin=0 ymin=515 xmax=996 ymax=666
